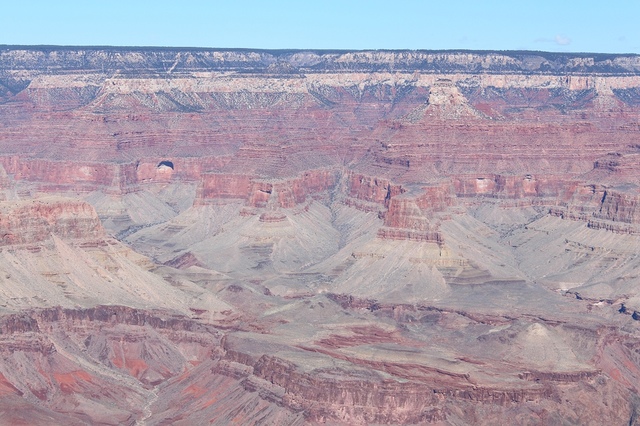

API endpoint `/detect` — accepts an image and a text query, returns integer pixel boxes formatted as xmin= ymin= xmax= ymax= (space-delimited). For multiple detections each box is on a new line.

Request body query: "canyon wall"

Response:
xmin=2 ymin=47 xmax=639 ymax=227
xmin=0 ymin=198 xmax=104 ymax=245
xmin=2 ymin=47 xmax=640 ymax=425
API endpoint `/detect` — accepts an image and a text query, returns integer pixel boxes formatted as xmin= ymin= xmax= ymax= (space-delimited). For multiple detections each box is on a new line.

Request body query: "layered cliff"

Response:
xmin=0 ymin=197 xmax=104 ymax=245
xmin=2 ymin=46 xmax=640 ymax=425
xmin=2 ymin=47 xmax=640 ymax=74
xmin=1 ymin=298 xmax=638 ymax=425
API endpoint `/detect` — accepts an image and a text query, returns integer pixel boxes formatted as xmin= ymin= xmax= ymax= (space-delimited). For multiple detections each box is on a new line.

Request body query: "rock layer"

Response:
xmin=1 ymin=46 xmax=640 ymax=424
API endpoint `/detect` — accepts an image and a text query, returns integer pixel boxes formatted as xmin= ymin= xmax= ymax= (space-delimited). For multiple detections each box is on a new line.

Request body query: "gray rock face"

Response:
xmin=2 ymin=46 xmax=640 ymax=74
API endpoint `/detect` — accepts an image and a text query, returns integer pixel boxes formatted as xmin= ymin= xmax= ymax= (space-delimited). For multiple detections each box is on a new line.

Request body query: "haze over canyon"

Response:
xmin=0 ymin=46 xmax=640 ymax=424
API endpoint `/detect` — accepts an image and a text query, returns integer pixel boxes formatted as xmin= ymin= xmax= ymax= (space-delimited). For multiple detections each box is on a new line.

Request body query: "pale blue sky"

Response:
xmin=1 ymin=1 xmax=638 ymax=53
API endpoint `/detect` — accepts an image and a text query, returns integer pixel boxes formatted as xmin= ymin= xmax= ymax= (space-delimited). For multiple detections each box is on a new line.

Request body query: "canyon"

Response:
xmin=0 ymin=46 xmax=640 ymax=424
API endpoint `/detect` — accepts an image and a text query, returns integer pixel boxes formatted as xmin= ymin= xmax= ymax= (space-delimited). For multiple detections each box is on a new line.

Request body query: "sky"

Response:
xmin=1 ymin=1 xmax=639 ymax=54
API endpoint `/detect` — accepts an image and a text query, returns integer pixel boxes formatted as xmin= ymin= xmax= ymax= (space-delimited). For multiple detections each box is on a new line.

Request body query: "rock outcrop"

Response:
xmin=0 ymin=197 xmax=104 ymax=245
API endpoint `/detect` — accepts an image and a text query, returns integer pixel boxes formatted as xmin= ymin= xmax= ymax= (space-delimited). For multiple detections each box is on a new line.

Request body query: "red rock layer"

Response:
xmin=453 ymin=174 xmax=578 ymax=200
xmin=345 ymin=172 xmax=405 ymax=207
xmin=0 ymin=155 xmax=228 ymax=193
xmin=548 ymin=183 xmax=640 ymax=233
xmin=0 ymin=198 xmax=104 ymax=245
xmin=196 ymin=169 xmax=338 ymax=208
xmin=598 ymin=190 xmax=640 ymax=224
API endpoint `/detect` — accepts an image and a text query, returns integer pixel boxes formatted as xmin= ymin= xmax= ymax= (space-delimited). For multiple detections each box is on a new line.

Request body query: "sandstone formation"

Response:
xmin=1 ymin=46 xmax=640 ymax=424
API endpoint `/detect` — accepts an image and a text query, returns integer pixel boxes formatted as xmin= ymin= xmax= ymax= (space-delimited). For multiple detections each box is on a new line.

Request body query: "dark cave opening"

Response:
xmin=157 ymin=160 xmax=174 ymax=169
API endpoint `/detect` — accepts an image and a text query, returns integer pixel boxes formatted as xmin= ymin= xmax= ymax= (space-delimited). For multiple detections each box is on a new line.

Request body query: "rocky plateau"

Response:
xmin=0 ymin=46 xmax=640 ymax=424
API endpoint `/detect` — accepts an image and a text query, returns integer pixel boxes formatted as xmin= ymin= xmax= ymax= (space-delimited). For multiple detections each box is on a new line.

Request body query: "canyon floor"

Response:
xmin=0 ymin=47 xmax=640 ymax=425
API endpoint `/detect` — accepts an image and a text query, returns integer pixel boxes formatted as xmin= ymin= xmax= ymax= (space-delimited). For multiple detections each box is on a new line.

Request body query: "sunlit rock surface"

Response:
xmin=1 ymin=46 xmax=640 ymax=424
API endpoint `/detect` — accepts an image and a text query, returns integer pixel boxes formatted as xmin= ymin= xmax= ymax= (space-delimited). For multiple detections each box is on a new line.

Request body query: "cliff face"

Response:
xmin=1 ymin=303 xmax=638 ymax=426
xmin=2 ymin=47 xmax=639 ymax=219
xmin=2 ymin=48 xmax=640 ymax=74
xmin=2 ymin=47 xmax=640 ymax=425
xmin=0 ymin=198 xmax=104 ymax=245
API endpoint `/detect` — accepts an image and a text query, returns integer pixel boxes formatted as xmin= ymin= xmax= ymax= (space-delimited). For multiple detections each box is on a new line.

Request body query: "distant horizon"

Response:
xmin=1 ymin=1 xmax=638 ymax=54
xmin=2 ymin=45 xmax=639 ymax=57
